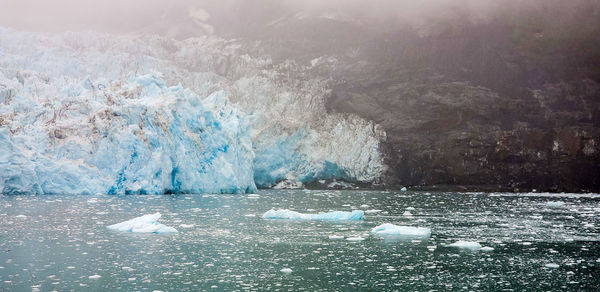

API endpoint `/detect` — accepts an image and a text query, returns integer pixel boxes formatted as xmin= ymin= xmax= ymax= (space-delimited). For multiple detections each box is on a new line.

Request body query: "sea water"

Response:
xmin=0 ymin=190 xmax=598 ymax=291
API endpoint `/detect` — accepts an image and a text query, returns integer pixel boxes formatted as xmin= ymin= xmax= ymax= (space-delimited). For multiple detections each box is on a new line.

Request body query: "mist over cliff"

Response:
xmin=1 ymin=0 xmax=599 ymax=192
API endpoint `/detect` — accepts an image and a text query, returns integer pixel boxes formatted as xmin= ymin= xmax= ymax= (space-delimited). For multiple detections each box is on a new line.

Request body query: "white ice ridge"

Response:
xmin=0 ymin=27 xmax=386 ymax=193
xmin=262 ymin=209 xmax=364 ymax=221
xmin=370 ymin=223 xmax=431 ymax=238
xmin=107 ymin=213 xmax=178 ymax=233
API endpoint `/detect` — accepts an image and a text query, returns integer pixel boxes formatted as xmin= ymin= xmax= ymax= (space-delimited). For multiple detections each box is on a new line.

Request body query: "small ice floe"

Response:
xmin=400 ymin=187 xmax=407 ymax=192
xmin=360 ymin=204 xmax=370 ymax=208
xmin=403 ymin=211 xmax=413 ymax=217
xmin=328 ymin=235 xmax=345 ymax=240
xmin=107 ymin=213 xmax=178 ymax=233
xmin=179 ymin=224 xmax=194 ymax=229
xmin=346 ymin=236 xmax=365 ymax=241
xmin=262 ymin=209 xmax=364 ymax=221
xmin=546 ymin=201 xmax=565 ymax=208
xmin=545 ymin=263 xmax=560 ymax=269
xmin=247 ymin=194 xmax=260 ymax=198
xmin=88 ymin=275 xmax=101 ymax=280
xmin=447 ymin=241 xmax=482 ymax=250
xmin=406 ymin=207 xmax=415 ymax=211
xmin=371 ymin=223 xmax=431 ymax=239
xmin=244 ymin=214 xmax=256 ymax=217
xmin=365 ymin=209 xmax=382 ymax=214
xmin=273 ymin=180 xmax=303 ymax=189
xmin=15 ymin=214 xmax=27 ymax=219
xmin=280 ymin=268 xmax=293 ymax=274
xmin=480 ymin=246 xmax=495 ymax=252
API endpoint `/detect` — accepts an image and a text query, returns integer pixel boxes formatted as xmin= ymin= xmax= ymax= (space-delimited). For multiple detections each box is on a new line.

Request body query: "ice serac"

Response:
xmin=263 ymin=209 xmax=364 ymax=221
xmin=107 ymin=213 xmax=178 ymax=233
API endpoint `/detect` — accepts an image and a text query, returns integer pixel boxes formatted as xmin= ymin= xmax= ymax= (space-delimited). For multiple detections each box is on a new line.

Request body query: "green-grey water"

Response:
xmin=1 ymin=190 xmax=599 ymax=291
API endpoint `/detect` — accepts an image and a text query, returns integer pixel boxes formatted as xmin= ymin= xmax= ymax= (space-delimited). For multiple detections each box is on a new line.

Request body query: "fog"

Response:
xmin=0 ymin=0 xmax=581 ymax=37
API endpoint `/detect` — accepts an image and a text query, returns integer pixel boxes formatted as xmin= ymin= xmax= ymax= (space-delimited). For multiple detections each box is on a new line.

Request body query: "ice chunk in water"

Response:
xmin=545 ymin=263 xmax=559 ymax=268
xmin=480 ymin=246 xmax=495 ymax=252
xmin=280 ymin=268 xmax=293 ymax=273
xmin=371 ymin=223 xmax=431 ymax=238
xmin=346 ymin=236 xmax=365 ymax=241
xmin=262 ymin=209 xmax=364 ymax=221
xmin=400 ymin=187 xmax=407 ymax=192
xmin=107 ymin=213 xmax=178 ymax=233
xmin=447 ymin=241 xmax=482 ymax=250
xmin=546 ymin=201 xmax=565 ymax=208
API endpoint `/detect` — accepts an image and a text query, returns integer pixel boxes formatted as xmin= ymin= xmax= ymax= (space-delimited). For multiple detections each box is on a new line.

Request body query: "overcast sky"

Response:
xmin=0 ymin=0 xmax=580 ymax=37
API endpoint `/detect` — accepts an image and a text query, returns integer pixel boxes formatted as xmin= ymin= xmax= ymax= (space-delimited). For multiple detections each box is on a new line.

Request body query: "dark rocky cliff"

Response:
xmin=238 ymin=1 xmax=600 ymax=192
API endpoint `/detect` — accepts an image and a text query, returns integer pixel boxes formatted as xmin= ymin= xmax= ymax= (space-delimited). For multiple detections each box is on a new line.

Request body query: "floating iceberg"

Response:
xmin=370 ymin=223 xmax=431 ymax=238
xmin=447 ymin=241 xmax=482 ymax=250
xmin=262 ymin=209 xmax=364 ymax=221
xmin=107 ymin=213 xmax=178 ymax=233
xmin=546 ymin=201 xmax=565 ymax=208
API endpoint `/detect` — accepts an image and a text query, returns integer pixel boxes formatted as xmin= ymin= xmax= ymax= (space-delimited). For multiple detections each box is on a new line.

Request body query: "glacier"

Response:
xmin=107 ymin=213 xmax=178 ymax=233
xmin=262 ymin=209 xmax=364 ymax=221
xmin=0 ymin=27 xmax=385 ymax=194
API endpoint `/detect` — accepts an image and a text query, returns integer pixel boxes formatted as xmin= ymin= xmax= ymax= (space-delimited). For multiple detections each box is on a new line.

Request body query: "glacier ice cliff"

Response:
xmin=0 ymin=69 xmax=255 ymax=194
xmin=0 ymin=27 xmax=385 ymax=194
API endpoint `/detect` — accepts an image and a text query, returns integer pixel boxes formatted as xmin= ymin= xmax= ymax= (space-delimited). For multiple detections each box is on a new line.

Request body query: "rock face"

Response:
xmin=236 ymin=1 xmax=600 ymax=192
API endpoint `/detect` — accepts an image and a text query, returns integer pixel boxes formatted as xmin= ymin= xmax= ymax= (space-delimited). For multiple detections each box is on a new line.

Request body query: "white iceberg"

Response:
xmin=546 ymin=201 xmax=565 ymax=208
xmin=262 ymin=209 xmax=364 ymax=221
xmin=370 ymin=223 xmax=431 ymax=238
xmin=107 ymin=213 xmax=178 ymax=233
xmin=447 ymin=241 xmax=482 ymax=250
xmin=280 ymin=268 xmax=293 ymax=274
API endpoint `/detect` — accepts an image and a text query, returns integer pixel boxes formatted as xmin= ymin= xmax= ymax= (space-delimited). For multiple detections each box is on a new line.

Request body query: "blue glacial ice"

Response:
xmin=107 ymin=212 xmax=177 ymax=233
xmin=0 ymin=71 xmax=256 ymax=194
xmin=370 ymin=223 xmax=431 ymax=238
xmin=262 ymin=209 xmax=364 ymax=221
